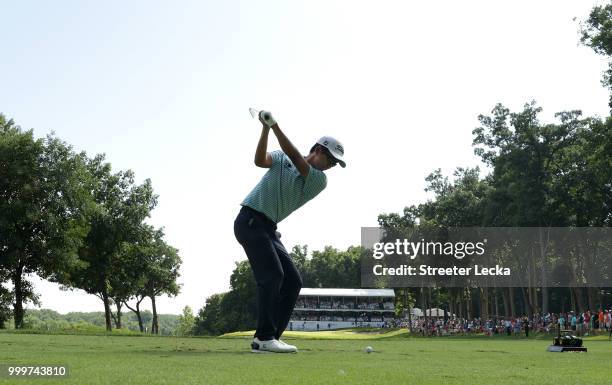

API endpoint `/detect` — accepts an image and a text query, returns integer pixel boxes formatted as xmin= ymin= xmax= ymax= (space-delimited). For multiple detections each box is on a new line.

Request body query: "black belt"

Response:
xmin=242 ymin=206 xmax=277 ymax=228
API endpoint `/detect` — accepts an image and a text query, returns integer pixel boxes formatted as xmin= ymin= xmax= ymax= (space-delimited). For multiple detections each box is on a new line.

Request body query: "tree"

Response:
xmin=175 ymin=306 xmax=195 ymax=336
xmin=108 ymin=242 xmax=139 ymax=329
xmin=118 ymin=225 xmax=157 ymax=332
xmin=194 ymin=293 xmax=225 ymax=335
xmin=223 ymin=260 xmax=257 ymax=331
xmin=114 ymin=225 xmax=181 ymax=334
xmin=472 ymin=103 xmax=595 ymax=315
xmin=0 ymin=115 xmax=91 ymax=328
xmin=577 ymin=2 xmax=612 ymax=226
xmin=290 ymin=245 xmax=312 ymax=285
xmin=555 ymin=116 xmax=612 ymax=227
xmin=419 ymin=167 xmax=491 ymax=227
xmin=124 ymin=293 xmax=147 ymax=332
xmin=379 ymin=164 xmax=493 ymax=324
xmin=580 ymin=3 xmax=612 ymax=110
xmin=193 ymin=261 xmax=257 ymax=336
xmin=109 ymin=224 xmax=157 ymax=330
xmin=309 ymin=246 xmax=362 ymax=288
xmin=139 ymin=230 xmax=181 ymax=334
xmin=65 ymin=155 xmax=157 ymax=331
xmin=0 ymin=276 xmax=12 ymax=329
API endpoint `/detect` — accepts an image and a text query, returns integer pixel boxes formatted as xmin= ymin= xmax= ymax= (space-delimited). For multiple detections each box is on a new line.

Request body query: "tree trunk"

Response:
xmin=574 ymin=287 xmax=586 ymax=313
xmin=136 ymin=301 xmax=144 ymax=332
xmin=125 ymin=298 xmax=145 ymax=332
xmin=480 ymin=288 xmax=489 ymax=320
xmin=494 ymin=289 xmax=499 ymax=319
xmin=406 ymin=288 xmax=413 ymax=334
xmin=529 ymin=288 xmax=536 ymax=316
xmin=101 ymin=285 xmax=112 ymax=332
xmin=12 ymin=263 xmax=25 ymax=329
xmin=508 ymin=288 xmax=515 ymax=318
xmin=422 ymin=288 xmax=429 ymax=336
xmin=151 ymin=296 xmax=159 ymax=334
xmin=539 ymin=228 xmax=549 ymax=316
xmin=561 ymin=289 xmax=566 ymax=313
xmin=521 ymin=287 xmax=535 ymax=317
xmin=466 ymin=288 xmax=472 ymax=320
xmin=529 ymin=287 xmax=535 ymax=316
xmin=448 ymin=290 xmax=455 ymax=318
xmin=587 ymin=288 xmax=597 ymax=311
xmin=458 ymin=290 xmax=464 ymax=319
xmin=500 ymin=287 xmax=512 ymax=317
xmin=114 ymin=301 xmax=123 ymax=329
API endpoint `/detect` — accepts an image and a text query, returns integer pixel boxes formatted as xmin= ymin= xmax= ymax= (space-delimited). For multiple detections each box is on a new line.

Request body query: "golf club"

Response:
xmin=249 ymin=108 xmax=271 ymax=122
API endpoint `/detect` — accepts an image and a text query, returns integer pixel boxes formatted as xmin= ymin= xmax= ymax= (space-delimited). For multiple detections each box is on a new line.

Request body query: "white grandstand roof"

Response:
xmin=298 ymin=288 xmax=395 ymax=298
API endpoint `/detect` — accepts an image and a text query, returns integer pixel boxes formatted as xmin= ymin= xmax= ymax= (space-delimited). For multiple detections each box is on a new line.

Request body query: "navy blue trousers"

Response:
xmin=234 ymin=206 xmax=302 ymax=340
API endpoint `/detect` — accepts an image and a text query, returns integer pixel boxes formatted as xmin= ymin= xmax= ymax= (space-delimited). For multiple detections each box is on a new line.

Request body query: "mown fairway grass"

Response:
xmin=0 ymin=330 xmax=610 ymax=385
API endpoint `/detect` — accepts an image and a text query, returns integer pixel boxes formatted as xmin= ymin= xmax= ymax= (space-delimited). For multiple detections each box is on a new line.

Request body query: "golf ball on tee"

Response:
xmin=365 ymin=346 xmax=373 ymax=353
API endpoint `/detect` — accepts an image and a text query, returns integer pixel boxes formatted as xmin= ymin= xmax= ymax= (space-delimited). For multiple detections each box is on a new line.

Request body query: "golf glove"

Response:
xmin=259 ymin=110 xmax=277 ymax=127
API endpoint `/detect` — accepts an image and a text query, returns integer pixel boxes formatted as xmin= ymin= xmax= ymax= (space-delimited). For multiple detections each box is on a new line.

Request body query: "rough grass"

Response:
xmin=0 ymin=330 xmax=610 ymax=385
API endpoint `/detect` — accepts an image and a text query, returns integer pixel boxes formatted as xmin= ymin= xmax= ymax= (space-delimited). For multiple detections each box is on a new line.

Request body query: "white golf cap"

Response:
xmin=316 ymin=136 xmax=346 ymax=168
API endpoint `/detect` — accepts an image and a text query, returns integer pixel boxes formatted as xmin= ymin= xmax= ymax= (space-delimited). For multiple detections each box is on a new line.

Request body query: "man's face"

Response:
xmin=312 ymin=147 xmax=337 ymax=171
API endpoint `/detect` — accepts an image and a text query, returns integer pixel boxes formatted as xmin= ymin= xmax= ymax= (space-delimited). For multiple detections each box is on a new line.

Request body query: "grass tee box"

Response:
xmin=0 ymin=330 xmax=611 ymax=385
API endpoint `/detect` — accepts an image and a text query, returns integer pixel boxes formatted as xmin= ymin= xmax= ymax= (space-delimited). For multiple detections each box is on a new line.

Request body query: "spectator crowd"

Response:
xmin=395 ymin=309 xmax=611 ymax=337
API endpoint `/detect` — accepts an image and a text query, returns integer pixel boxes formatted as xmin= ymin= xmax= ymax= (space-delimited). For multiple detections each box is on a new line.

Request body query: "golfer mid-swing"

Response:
xmin=234 ymin=110 xmax=345 ymax=353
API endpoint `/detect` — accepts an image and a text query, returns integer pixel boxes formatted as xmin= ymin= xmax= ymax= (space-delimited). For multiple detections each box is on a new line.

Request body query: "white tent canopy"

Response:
xmin=426 ymin=308 xmax=445 ymax=317
xmin=425 ymin=308 xmax=455 ymax=317
xmin=406 ymin=307 xmax=455 ymax=318
xmin=410 ymin=308 xmax=423 ymax=317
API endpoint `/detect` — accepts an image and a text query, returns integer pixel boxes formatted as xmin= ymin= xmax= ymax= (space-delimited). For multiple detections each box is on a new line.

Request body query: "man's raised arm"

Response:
xmin=254 ymin=124 xmax=273 ymax=168
xmin=270 ymin=123 xmax=310 ymax=178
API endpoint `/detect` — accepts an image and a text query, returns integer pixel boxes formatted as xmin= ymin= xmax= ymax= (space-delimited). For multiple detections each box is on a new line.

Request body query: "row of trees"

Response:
xmin=0 ymin=118 xmax=181 ymax=332
xmin=193 ymin=4 xmax=611 ymax=335
xmin=378 ymin=104 xmax=611 ymax=318
xmin=15 ymin=309 xmax=181 ymax=336
xmin=373 ymin=3 xmax=612 ymax=323
xmin=194 ymin=246 xmax=362 ymax=335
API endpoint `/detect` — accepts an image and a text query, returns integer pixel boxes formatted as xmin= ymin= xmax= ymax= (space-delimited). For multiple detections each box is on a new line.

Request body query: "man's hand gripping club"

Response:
xmin=255 ymin=110 xmax=310 ymax=178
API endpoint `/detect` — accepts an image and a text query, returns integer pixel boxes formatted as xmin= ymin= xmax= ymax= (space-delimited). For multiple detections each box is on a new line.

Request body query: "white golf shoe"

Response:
xmin=251 ymin=338 xmax=297 ymax=353
xmin=278 ymin=339 xmax=298 ymax=352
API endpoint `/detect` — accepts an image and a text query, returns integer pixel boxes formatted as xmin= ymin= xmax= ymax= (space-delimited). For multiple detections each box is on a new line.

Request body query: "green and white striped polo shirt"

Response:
xmin=241 ymin=150 xmax=327 ymax=223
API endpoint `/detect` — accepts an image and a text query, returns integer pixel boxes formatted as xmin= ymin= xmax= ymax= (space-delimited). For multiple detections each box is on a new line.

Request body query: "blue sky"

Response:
xmin=1 ymin=0 xmax=609 ymax=314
